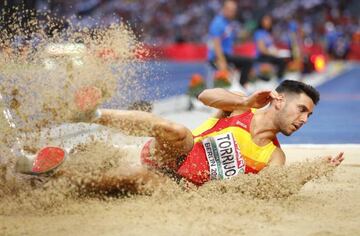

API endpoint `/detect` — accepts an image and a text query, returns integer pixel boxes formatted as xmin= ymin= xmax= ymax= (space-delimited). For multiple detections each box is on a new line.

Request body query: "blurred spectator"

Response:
xmin=207 ymin=0 xmax=253 ymax=88
xmin=325 ymin=21 xmax=350 ymax=59
xmin=254 ymin=14 xmax=288 ymax=81
xmin=1 ymin=0 xmax=359 ymax=61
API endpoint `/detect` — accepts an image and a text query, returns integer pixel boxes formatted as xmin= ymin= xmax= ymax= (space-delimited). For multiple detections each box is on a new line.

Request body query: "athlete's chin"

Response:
xmin=280 ymin=129 xmax=294 ymax=136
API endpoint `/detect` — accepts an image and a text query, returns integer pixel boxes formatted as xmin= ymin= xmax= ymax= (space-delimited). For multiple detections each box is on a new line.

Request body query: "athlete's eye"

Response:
xmin=298 ymin=105 xmax=307 ymax=113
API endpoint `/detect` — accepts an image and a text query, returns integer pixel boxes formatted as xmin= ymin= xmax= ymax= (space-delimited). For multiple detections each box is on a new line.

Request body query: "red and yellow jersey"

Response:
xmin=177 ymin=109 xmax=280 ymax=185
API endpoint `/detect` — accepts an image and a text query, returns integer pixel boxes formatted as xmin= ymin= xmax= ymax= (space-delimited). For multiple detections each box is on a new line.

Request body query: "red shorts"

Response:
xmin=140 ymin=138 xmax=208 ymax=185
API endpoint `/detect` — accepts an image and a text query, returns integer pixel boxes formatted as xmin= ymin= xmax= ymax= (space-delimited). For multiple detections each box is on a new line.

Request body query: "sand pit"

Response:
xmin=0 ymin=144 xmax=359 ymax=236
xmin=0 ymin=10 xmax=359 ymax=236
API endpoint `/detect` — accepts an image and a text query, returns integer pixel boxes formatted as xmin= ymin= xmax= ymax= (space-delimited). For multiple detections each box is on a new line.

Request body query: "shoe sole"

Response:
xmin=31 ymin=146 xmax=66 ymax=175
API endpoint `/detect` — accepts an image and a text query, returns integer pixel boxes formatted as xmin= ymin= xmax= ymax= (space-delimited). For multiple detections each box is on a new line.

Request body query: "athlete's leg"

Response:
xmin=1 ymin=93 xmax=66 ymax=175
xmin=73 ymin=87 xmax=193 ymax=164
xmin=96 ymin=109 xmax=194 ymax=164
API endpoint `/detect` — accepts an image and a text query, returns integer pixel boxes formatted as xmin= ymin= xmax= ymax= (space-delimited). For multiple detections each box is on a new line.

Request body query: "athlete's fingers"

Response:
xmin=270 ymin=90 xmax=280 ymax=100
xmin=248 ymin=90 xmax=271 ymax=107
xmin=333 ymin=152 xmax=343 ymax=160
xmin=333 ymin=159 xmax=341 ymax=165
xmin=259 ymin=94 xmax=272 ymax=105
xmin=255 ymin=90 xmax=271 ymax=98
xmin=329 ymin=152 xmax=344 ymax=166
xmin=257 ymin=90 xmax=277 ymax=105
xmin=335 ymin=152 xmax=345 ymax=162
xmin=264 ymin=96 xmax=272 ymax=104
xmin=258 ymin=90 xmax=272 ymax=101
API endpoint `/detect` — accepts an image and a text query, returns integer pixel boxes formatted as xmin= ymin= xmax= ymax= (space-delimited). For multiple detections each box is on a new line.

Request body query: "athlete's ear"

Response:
xmin=274 ymin=94 xmax=285 ymax=110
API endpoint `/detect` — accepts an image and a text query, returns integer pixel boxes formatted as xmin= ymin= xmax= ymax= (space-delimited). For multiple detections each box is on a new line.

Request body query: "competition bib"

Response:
xmin=202 ymin=132 xmax=245 ymax=180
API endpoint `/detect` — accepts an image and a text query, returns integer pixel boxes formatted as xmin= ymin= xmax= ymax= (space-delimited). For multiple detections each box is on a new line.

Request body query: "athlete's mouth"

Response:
xmin=292 ymin=123 xmax=301 ymax=130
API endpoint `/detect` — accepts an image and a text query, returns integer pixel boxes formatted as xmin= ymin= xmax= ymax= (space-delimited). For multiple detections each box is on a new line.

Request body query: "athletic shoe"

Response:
xmin=15 ymin=146 xmax=67 ymax=175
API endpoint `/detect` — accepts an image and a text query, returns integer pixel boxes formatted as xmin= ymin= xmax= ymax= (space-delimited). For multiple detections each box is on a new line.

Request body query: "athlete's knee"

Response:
xmin=163 ymin=122 xmax=189 ymax=140
xmin=156 ymin=122 xmax=193 ymax=152
xmin=171 ymin=124 xmax=193 ymax=153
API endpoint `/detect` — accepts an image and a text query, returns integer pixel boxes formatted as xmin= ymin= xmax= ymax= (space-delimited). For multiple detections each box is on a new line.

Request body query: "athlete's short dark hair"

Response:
xmin=275 ymin=80 xmax=320 ymax=105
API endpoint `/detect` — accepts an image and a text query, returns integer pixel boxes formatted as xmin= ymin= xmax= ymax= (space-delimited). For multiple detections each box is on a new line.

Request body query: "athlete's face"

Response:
xmin=276 ymin=93 xmax=315 ymax=136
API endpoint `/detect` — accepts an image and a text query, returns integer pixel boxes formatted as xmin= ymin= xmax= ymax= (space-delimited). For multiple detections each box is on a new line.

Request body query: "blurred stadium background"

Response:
xmin=1 ymin=0 xmax=359 ymax=144
xmin=1 ymin=0 xmax=360 ymax=59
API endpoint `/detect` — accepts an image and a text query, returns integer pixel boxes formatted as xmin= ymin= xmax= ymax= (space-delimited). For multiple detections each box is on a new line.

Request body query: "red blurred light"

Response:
xmin=311 ymin=54 xmax=326 ymax=72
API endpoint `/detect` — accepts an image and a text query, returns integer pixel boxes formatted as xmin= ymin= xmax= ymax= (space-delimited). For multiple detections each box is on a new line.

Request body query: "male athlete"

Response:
xmin=76 ymin=80 xmax=343 ymax=185
xmin=10 ymin=80 xmax=344 ymax=186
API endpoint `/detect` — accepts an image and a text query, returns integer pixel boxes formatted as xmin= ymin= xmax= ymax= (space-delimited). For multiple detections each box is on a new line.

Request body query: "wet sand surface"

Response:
xmin=1 ymin=145 xmax=359 ymax=236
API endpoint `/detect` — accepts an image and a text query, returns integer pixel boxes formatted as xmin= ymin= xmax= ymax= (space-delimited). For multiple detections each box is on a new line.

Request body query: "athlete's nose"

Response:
xmin=300 ymin=113 xmax=309 ymax=124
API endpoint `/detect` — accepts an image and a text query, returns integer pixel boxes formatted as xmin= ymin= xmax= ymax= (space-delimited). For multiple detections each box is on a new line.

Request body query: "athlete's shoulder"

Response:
xmin=268 ymin=147 xmax=286 ymax=166
xmin=229 ymin=108 xmax=254 ymax=119
xmin=272 ymin=135 xmax=281 ymax=147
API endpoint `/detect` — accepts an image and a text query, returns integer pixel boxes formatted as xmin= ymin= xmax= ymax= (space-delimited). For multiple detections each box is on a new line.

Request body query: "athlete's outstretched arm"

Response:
xmin=198 ymin=89 xmax=280 ymax=112
xmin=268 ymin=150 xmax=345 ymax=168
xmin=268 ymin=148 xmax=286 ymax=166
xmin=322 ymin=152 xmax=345 ymax=166
xmin=268 ymin=150 xmax=344 ymax=186
xmin=292 ymin=153 xmax=345 ymax=186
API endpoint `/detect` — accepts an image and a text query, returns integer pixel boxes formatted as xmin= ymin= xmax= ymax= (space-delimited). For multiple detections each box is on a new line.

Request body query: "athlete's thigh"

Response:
xmin=153 ymin=132 xmax=194 ymax=165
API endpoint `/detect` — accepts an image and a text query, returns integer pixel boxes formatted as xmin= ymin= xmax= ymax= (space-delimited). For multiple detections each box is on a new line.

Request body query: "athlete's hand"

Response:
xmin=323 ymin=152 xmax=345 ymax=167
xmin=244 ymin=90 xmax=281 ymax=109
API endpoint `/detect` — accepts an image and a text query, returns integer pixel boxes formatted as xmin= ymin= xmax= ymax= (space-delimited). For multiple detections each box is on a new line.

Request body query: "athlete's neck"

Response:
xmin=250 ymin=108 xmax=279 ymax=145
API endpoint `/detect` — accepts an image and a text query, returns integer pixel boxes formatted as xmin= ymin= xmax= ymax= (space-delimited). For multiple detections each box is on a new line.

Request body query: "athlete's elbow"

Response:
xmin=198 ymin=88 xmax=222 ymax=104
xmin=197 ymin=89 xmax=210 ymax=104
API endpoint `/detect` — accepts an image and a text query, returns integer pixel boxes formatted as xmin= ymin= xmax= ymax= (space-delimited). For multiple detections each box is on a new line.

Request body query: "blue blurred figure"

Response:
xmin=254 ymin=14 xmax=288 ymax=81
xmin=325 ymin=22 xmax=350 ymax=59
xmin=207 ymin=0 xmax=253 ymax=88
